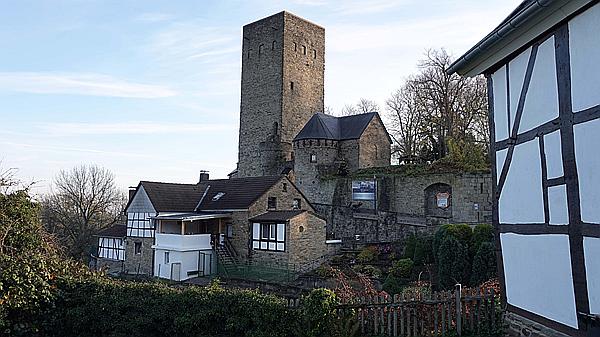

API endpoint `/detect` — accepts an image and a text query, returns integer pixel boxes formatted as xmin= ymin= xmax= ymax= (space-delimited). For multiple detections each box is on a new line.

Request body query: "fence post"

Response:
xmin=455 ymin=284 xmax=462 ymax=336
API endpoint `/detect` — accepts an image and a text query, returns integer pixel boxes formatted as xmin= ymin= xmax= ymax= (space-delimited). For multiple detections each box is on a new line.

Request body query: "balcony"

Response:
xmin=153 ymin=233 xmax=212 ymax=252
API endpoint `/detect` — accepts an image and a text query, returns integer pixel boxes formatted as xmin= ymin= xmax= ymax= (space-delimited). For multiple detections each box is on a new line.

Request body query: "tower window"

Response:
xmin=293 ymin=198 xmax=301 ymax=210
xmin=302 ymin=45 xmax=306 ymax=55
xmin=247 ymin=49 xmax=252 ymax=59
xmin=310 ymin=154 xmax=317 ymax=163
xmin=294 ymin=42 xmax=297 ymax=51
xmin=282 ymin=183 xmax=287 ymax=192
xmin=258 ymin=44 xmax=263 ymax=55
xmin=268 ymin=197 xmax=277 ymax=210
xmin=313 ymin=49 xmax=317 ymax=59
xmin=272 ymin=41 xmax=276 ymax=50
xmin=290 ymin=81 xmax=294 ymax=91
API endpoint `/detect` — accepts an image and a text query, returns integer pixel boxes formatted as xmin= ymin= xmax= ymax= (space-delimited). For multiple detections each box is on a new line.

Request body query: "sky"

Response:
xmin=0 ymin=0 xmax=522 ymax=195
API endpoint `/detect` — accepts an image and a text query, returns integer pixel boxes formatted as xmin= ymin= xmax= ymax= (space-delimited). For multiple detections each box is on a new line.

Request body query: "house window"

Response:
xmin=268 ymin=197 xmax=277 ymax=209
xmin=164 ymin=252 xmax=170 ymax=264
xmin=98 ymin=237 xmax=124 ymax=261
xmin=283 ymin=183 xmax=288 ymax=192
xmin=293 ymin=198 xmax=301 ymax=210
xmin=252 ymin=223 xmax=285 ymax=251
xmin=134 ymin=242 xmax=142 ymax=255
xmin=310 ymin=153 xmax=317 ymax=163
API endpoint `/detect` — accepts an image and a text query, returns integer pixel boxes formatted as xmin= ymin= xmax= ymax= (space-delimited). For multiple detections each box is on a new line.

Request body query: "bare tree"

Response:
xmin=340 ymin=98 xmax=380 ymax=116
xmin=385 ymin=80 xmax=427 ymax=164
xmin=386 ymin=49 xmax=489 ymax=164
xmin=41 ymin=165 xmax=126 ymax=261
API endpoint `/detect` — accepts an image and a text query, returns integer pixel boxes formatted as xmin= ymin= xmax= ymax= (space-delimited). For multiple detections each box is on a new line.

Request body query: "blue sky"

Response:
xmin=0 ymin=0 xmax=521 ymax=194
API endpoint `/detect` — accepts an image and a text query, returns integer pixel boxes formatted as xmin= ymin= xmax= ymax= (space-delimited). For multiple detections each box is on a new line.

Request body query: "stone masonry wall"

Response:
xmin=303 ymin=171 xmax=492 ymax=243
xmin=294 ymin=139 xmax=340 ymax=201
xmin=238 ymin=12 xmax=324 ymax=178
xmin=238 ymin=13 xmax=285 ymax=177
xmin=358 ymin=116 xmax=391 ymax=169
xmin=123 ymin=237 xmax=154 ymax=275
xmin=288 ymin=212 xmax=327 ymax=268
xmin=504 ymin=312 xmax=571 ymax=337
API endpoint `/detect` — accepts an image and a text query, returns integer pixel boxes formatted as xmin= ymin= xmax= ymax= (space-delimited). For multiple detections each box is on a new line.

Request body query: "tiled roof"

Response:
xmin=195 ymin=176 xmax=282 ymax=211
xmin=135 ymin=176 xmax=283 ymax=213
xmin=294 ymin=112 xmax=377 ymax=141
xmin=249 ymin=210 xmax=306 ymax=222
xmin=96 ymin=224 xmax=126 ymax=238
xmin=140 ymin=181 xmax=204 ymax=212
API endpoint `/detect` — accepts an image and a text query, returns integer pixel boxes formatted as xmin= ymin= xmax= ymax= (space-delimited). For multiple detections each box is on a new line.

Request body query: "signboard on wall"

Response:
xmin=436 ymin=192 xmax=450 ymax=209
xmin=352 ymin=180 xmax=376 ymax=200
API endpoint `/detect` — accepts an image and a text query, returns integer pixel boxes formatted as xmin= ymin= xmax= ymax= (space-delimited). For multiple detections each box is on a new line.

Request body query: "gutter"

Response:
xmin=447 ymin=0 xmax=553 ymax=75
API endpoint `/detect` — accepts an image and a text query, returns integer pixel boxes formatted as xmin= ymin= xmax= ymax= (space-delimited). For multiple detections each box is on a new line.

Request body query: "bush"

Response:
xmin=413 ymin=235 xmax=434 ymax=266
xmin=471 ymin=242 xmax=497 ymax=286
xmin=437 ymin=237 xmax=469 ymax=290
xmin=382 ymin=274 xmax=406 ymax=295
xmin=403 ymin=233 xmax=418 ymax=259
xmin=351 ymin=264 xmax=382 ymax=278
xmin=301 ymin=288 xmax=339 ymax=337
xmin=472 ymin=224 xmax=494 ymax=253
xmin=434 ymin=224 xmax=473 ymax=265
xmin=356 ymin=246 xmax=378 ymax=264
xmin=390 ymin=258 xmax=414 ymax=279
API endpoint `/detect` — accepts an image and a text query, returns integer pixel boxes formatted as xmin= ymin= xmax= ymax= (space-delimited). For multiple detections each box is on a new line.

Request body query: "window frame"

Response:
xmin=252 ymin=222 xmax=286 ymax=252
xmin=134 ymin=241 xmax=142 ymax=255
xmin=267 ymin=197 xmax=277 ymax=210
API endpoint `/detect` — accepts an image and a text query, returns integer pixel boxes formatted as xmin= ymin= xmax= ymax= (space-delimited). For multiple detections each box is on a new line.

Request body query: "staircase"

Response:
xmin=215 ymin=237 xmax=240 ymax=277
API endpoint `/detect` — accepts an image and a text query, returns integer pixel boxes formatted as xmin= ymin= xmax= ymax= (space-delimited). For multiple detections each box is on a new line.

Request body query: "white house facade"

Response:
xmin=449 ymin=1 xmax=600 ymax=336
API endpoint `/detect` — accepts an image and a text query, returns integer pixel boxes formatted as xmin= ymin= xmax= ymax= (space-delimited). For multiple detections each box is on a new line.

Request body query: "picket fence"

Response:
xmin=287 ymin=287 xmax=499 ymax=337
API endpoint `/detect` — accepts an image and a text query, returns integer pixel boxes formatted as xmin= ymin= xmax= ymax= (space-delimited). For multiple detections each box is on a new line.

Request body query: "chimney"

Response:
xmin=128 ymin=186 xmax=137 ymax=202
xmin=198 ymin=170 xmax=210 ymax=183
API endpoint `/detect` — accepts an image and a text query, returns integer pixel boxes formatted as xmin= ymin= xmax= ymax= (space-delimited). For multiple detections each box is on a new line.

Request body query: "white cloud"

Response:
xmin=334 ymin=0 xmax=411 ymax=15
xmin=0 ymin=141 xmax=155 ymax=158
xmin=38 ymin=122 xmax=236 ymax=135
xmin=0 ymin=72 xmax=177 ymax=98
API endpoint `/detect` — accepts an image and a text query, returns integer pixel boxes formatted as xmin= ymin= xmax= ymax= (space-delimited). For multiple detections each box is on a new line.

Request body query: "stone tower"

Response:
xmin=237 ymin=11 xmax=325 ymax=178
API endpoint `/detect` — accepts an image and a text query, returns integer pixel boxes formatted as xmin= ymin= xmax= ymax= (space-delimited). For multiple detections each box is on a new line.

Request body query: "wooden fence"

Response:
xmin=335 ymin=287 xmax=499 ymax=336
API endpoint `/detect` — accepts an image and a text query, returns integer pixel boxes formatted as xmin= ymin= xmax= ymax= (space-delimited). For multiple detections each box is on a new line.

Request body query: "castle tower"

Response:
xmin=237 ymin=12 xmax=325 ymax=178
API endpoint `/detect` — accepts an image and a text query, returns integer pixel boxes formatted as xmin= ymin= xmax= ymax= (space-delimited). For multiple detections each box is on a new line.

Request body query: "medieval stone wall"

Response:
xmin=358 ymin=117 xmax=391 ymax=169
xmin=288 ymin=212 xmax=327 ymax=267
xmin=504 ymin=312 xmax=571 ymax=337
xmin=294 ymin=139 xmax=339 ymax=201
xmin=303 ymin=171 xmax=492 ymax=243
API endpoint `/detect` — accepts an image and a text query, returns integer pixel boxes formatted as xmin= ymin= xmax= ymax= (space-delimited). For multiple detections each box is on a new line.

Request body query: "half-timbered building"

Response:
xmin=449 ymin=1 xmax=600 ymax=335
xmin=94 ymin=223 xmax=126 ymax=274
xmin=123 ymin=175 xmax=327 ymax=281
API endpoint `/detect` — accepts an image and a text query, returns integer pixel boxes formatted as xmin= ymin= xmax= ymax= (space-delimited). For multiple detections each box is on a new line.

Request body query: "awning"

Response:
xmin=152 ymin=212 xmax=230 ymax=221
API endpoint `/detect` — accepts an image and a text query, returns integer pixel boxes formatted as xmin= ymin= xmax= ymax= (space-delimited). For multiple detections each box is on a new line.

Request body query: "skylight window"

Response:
xmin=212 ymin=192 xmax=225 ymax=201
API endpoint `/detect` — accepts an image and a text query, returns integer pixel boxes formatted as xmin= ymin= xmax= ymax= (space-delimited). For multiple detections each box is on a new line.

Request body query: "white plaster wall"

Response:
xmin=154 ymin=249 xmax=215 ymax=281
xmin=584 ymin=236 xmax=600 ymax=314
xmin=548 ymin=185 xmax=569 ymax=225
xmin=509 ymin=46 xmax=531 ymax=131
xmin=501 ymin=233 xmax=578 ymax=328
xmin=496 ymin=149 xmax=508 ymax=184
xmin=544 ymin=130 xmax=564 ymax=179
xmin=569 ymin=2 xmax=600 ymax=112
xmin=574 ymin=118 xmax=600 ymax=224
xmin=499 ymin=140 xmax=544 ymax=224
xmin=492 ymin=65 xmax=509 ymax=141
xmin=519 ymin=37 xmax=559 ymax=133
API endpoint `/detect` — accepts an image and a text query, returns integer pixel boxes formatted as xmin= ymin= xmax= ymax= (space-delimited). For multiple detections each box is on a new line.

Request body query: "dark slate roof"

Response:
xmin=140 ymin=181 xmax=204 ymax=212
xmin=294 ymin=112 xmax=377 ymax=141
xmin=196 ymin=176 xmax=282 ymax=211
xmin=97 ymin=224 xmax=126 ymax=238
xmin=249 ymin=210 xmax=306 ymax=222
xmin=136 ymin=176 xmax=284 ymax=213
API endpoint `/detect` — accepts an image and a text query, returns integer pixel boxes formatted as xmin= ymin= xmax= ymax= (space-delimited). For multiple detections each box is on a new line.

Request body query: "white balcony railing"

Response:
xmin=153 ymin=233 xmax=212 ymax=251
